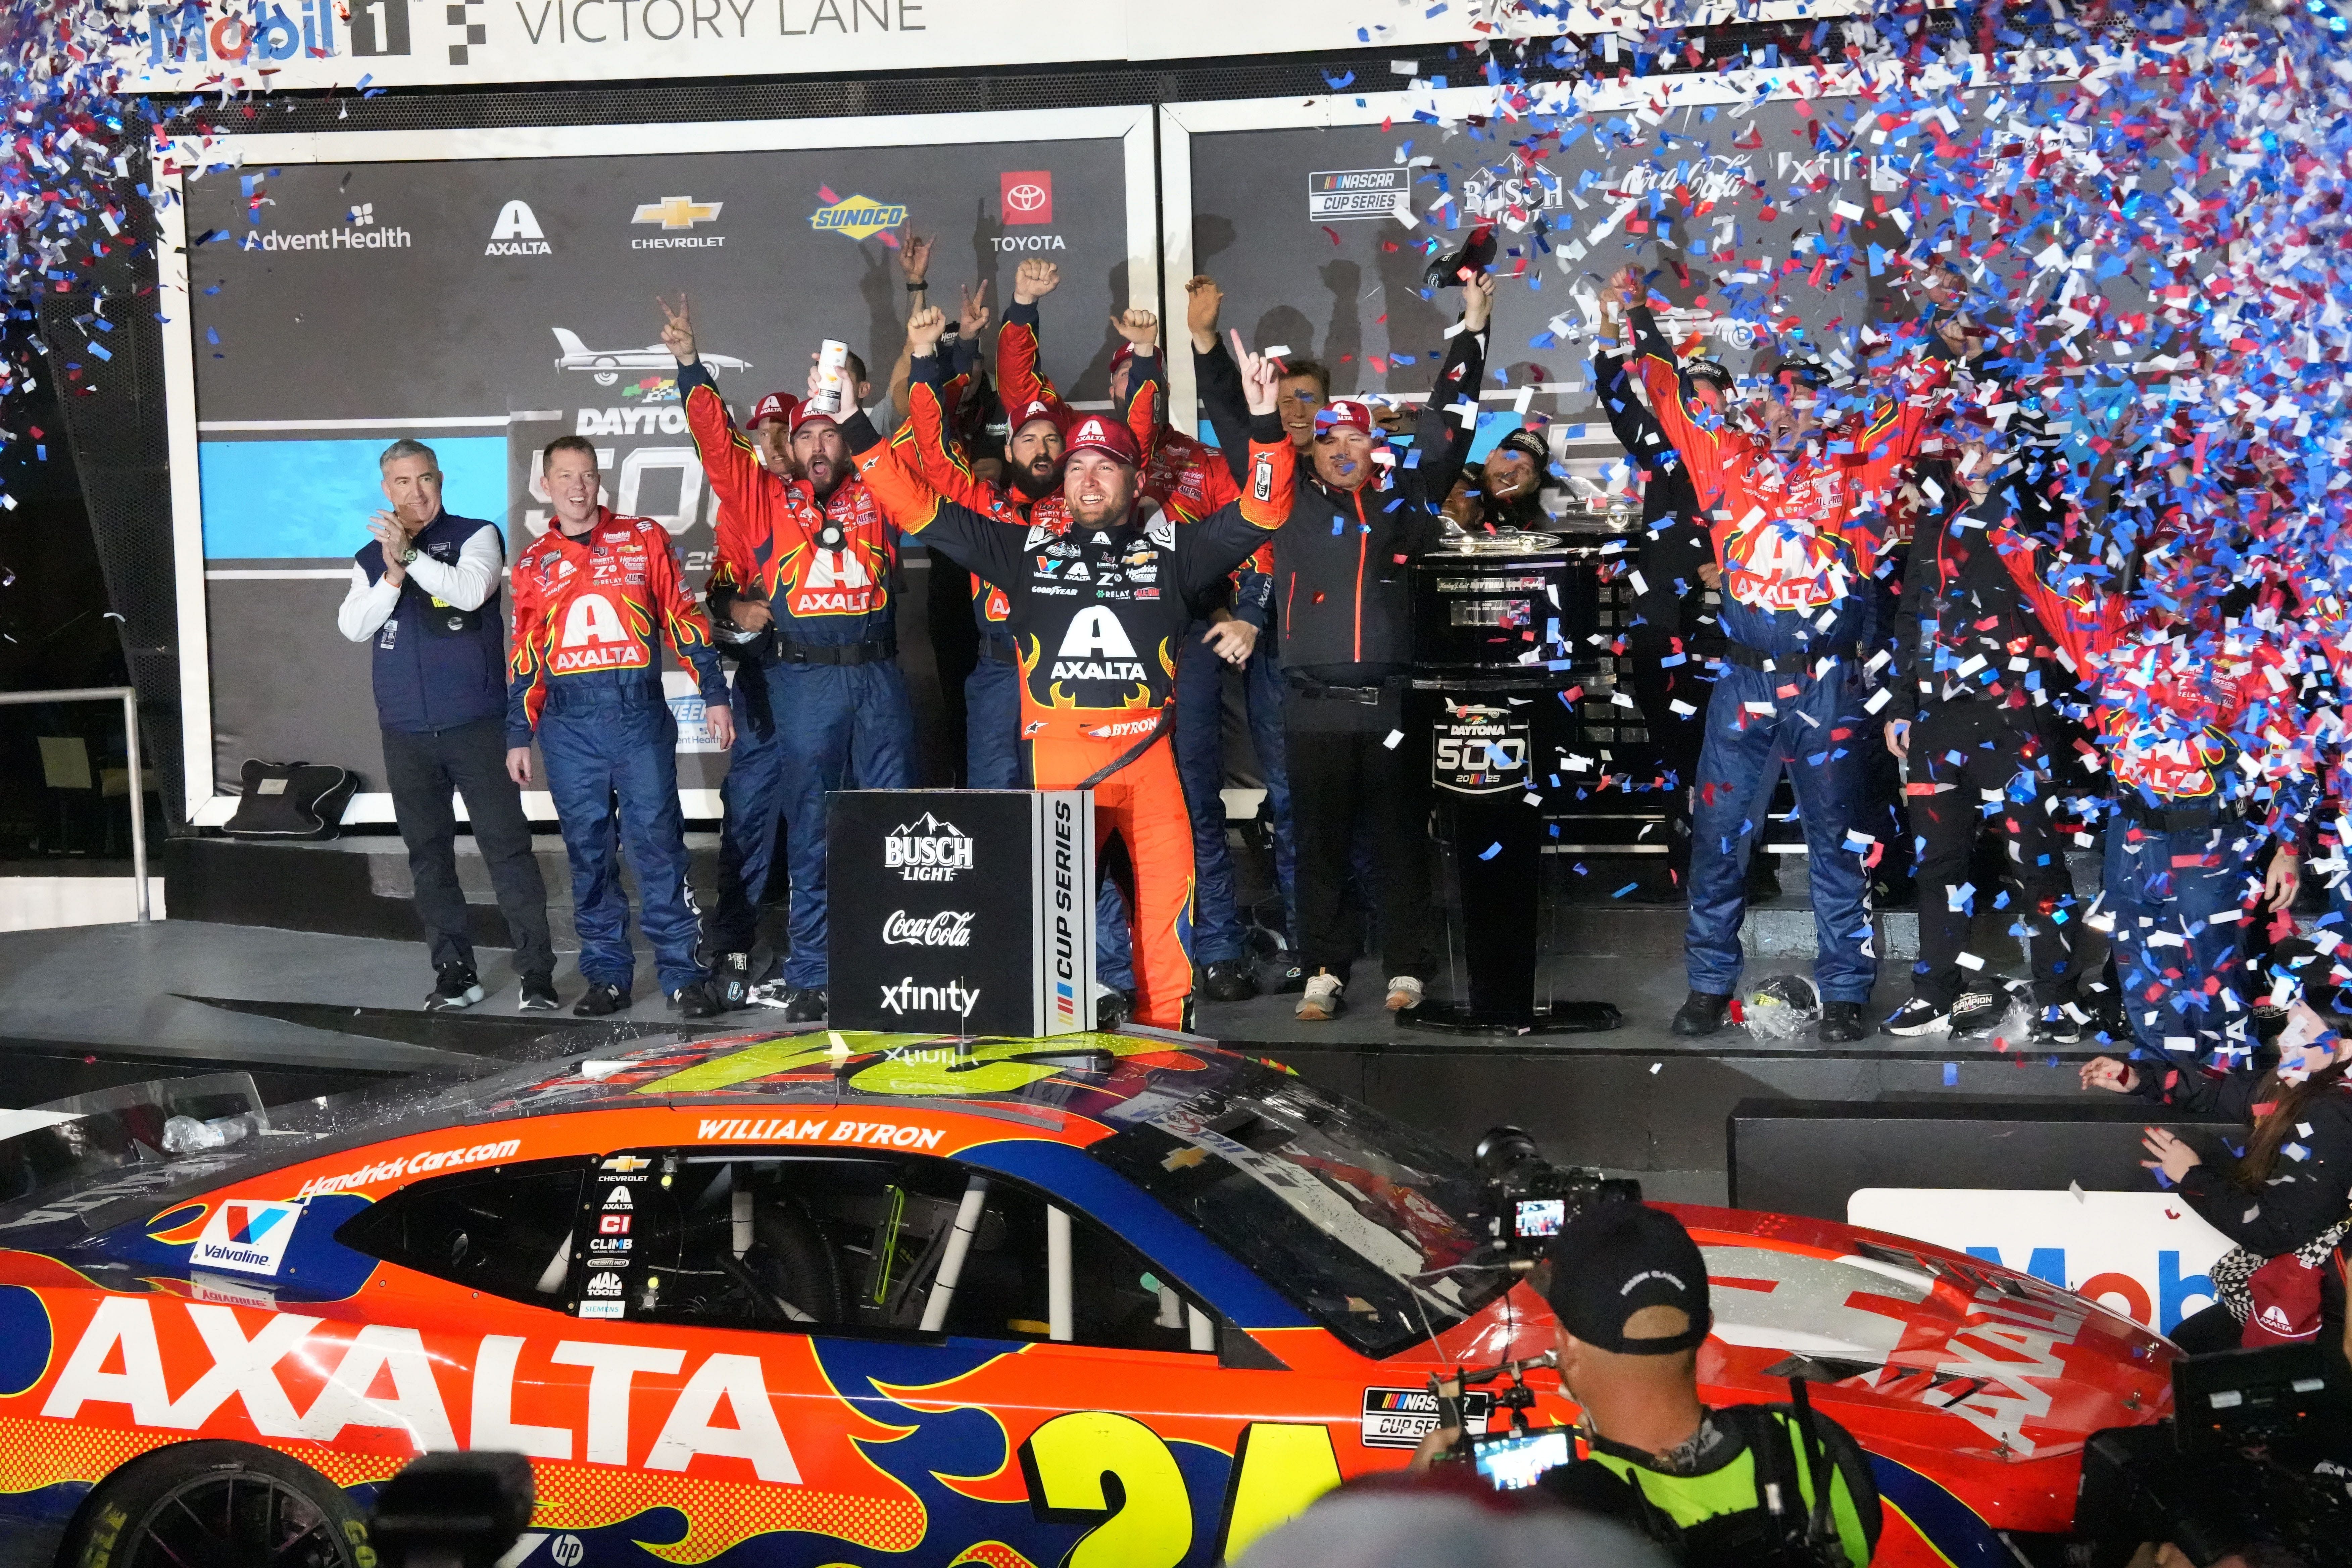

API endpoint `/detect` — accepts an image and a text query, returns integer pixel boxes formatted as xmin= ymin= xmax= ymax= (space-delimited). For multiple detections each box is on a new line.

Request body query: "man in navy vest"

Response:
xmin=337 ymin=439 xmax=556 ymax=1011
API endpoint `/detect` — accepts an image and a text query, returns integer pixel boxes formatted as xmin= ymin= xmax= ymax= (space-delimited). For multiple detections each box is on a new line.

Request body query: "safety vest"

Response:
xmin=1571 ymin=1404 xmax=1877 ymax=1567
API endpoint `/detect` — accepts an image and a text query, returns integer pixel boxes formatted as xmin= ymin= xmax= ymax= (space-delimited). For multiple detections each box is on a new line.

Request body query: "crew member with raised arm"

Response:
xmin=1610 ymin=265 xmax=1950 ymax=1045
xmin=1277 ymin=274 xmax=1496 ymax=1025
xmin=664 ymin=294 xmax=912 ymax=1024
xmin=852 ymin=304 xmax=1297 ymax=1030
xmin=504 ymin=435 xmax=735 ymax=1020
xmin=1987 ymin=523 xmax=2310 ymax=1065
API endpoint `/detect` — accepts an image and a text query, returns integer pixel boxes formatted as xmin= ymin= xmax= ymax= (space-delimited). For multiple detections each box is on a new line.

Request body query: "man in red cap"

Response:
xmin=847 ymin=309 xmax=1296 ymax=1030
xmin=661 ymin=295 xmax=913 ymax=1023
xmin=1275 ymin=275 xmax=1494 ymax=1023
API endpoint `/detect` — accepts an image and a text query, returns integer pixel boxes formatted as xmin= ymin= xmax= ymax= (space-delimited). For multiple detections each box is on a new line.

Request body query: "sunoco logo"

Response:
xmin=884 ymin=814 xmax=974 ymax=882
xmin=811 ymin=194 xmax=908 ymax=241
xmin=883 ymin=910 xmax=975 ymax=946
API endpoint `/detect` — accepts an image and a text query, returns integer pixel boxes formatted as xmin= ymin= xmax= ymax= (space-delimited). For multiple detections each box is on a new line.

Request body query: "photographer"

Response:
xmin=2081 ymin=1002 xmax=2352 ymax=1360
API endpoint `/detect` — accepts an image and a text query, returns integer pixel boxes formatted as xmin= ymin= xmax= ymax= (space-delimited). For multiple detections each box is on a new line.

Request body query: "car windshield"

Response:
xmin=1084 ymin=1059 xmax=1509 ymax=1358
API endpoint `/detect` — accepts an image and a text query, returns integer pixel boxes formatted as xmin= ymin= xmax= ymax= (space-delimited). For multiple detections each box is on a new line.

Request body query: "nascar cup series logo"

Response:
xmin=883 ymin=814 xmax=974 ymax=882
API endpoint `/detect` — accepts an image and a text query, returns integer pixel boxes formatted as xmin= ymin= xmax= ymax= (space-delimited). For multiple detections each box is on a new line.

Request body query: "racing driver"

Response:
xmin=846 ymin=305 xmax=1297 ymax=1030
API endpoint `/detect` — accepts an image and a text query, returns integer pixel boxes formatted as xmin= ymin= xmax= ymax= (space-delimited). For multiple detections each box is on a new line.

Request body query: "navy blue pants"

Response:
xmin=539 ymin=686 xmax=703 ymax=996
xmin=966 ymin=647 xmax=1135 ymax=993
xmin=707 ymin=666 xmax=788 ymax=959
xmin=1175 ymin=629 xmax=1296 ymax=964
xmin=1685 ymin=661 xmax=1876 ymax=1003
xmin=769 ymin=660 xmax=916 ymax=990
xmin=2102 ymin=817 xmax=2258 ymax=1063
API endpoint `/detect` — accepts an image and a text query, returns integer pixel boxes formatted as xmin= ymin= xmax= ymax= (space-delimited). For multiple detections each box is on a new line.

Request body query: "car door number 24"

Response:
xmin=1020 ymin=1413 xmax=1344 ymax=1564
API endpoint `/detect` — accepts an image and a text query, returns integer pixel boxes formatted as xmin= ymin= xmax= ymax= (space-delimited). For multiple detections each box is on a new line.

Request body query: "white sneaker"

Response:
xmin=1384 ymin=975 xmax=1425 ymax=1012
xmin=1296 ymin=973 xmax=1344 ymax=1021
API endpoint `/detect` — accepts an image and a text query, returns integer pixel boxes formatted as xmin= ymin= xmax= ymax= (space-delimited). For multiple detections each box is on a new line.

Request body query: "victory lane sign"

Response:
xmin=829 ymin=790 xmax=1096 ymax=1036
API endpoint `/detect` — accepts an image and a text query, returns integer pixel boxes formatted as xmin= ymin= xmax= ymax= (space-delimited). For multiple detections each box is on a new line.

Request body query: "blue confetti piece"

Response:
xmin=1479 ymin=842 xmax=1502 ymax=861
xmin=1942 ymin=1063 xmax=1958 ymax=1086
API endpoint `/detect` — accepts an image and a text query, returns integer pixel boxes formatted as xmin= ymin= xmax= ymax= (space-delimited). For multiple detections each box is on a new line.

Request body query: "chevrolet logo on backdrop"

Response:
xmin=810 ymin=194 xmax=907 ymax=241
xmin=631 ymin=196 xmax=725 ymax=249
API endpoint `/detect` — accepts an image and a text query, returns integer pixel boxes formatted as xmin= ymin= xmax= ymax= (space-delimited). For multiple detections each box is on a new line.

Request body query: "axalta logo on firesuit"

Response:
xmin=1050 ymin=606 xmax=1147 ymax=683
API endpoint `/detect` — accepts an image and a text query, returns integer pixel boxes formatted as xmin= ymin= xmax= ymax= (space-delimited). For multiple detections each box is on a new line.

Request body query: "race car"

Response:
xmin=0 ymin=1026 xmax=2170 ymax=1567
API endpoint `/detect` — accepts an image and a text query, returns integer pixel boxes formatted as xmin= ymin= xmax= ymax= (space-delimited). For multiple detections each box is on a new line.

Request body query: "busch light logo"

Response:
xmin=883 ymin=910 xmax=976 ymax=947
xmin=884 ymin=814 xmax=974 ymax=882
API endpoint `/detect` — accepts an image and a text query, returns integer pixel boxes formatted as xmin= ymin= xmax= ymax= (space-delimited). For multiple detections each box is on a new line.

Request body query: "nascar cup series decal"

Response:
xmin=190 ymin=1199 xmax=303 ymax=1277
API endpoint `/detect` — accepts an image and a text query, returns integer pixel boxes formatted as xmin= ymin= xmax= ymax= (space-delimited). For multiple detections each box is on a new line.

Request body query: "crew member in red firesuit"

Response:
xmin=664 ymin=295 xmax=913 ymax=1023
xmin=505 ymin=434 xmax=735 ymax=1019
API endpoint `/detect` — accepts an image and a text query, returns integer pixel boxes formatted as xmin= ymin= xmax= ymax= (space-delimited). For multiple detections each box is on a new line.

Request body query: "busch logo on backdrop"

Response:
xmin=883 ymin=815 xmax=974 ymax=882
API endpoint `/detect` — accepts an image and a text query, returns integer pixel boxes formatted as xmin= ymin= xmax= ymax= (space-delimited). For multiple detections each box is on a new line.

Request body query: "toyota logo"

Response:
xmin=1005 ymin=182 xmax=1048 ymax=213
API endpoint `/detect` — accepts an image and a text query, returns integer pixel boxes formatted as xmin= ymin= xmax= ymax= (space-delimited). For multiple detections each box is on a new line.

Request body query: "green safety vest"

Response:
xmin=1582 ymin=1404 xmax=1878 ymax=1567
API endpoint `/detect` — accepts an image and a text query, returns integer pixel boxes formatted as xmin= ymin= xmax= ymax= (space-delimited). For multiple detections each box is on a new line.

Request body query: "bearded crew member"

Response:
xmin=505 ymin=435 xmax=736 ymax=1019
xmin=1612 ymin=266 xmax=1951 ymax=1045
xmin=665 ymin=295 xmax=915 ymax=1023
xmin=850 ymin=305 xmax=1298 ymax=1030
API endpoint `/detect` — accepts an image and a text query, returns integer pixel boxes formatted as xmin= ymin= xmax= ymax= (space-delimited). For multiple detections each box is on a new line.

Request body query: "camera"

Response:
xmin=1475 ymin=1125 xmax=1642 ymax=1261
xmin=2076 ymin=1344 xmax=2352 ymax=1567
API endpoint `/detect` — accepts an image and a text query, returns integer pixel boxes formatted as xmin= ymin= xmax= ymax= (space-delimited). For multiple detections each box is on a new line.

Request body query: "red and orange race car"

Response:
xmin=0 ymin=1027 xmax=2168 ymax=1567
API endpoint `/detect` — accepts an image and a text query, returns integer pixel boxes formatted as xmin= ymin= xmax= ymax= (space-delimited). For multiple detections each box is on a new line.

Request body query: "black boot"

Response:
xmin=1671 ymin=990 xmax=1733 ymax=1036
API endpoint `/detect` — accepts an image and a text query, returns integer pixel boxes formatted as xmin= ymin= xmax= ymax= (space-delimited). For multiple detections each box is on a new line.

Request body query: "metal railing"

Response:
xmin=0 ymin=686 xmax=150 ymax=923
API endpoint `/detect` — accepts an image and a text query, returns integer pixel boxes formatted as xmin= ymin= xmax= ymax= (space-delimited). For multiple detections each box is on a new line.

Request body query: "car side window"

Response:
xmin=577 ymin=1149 xmax=1211 ymax=1355
xmin=335 ymin=1157 xmax=588 ymax=1306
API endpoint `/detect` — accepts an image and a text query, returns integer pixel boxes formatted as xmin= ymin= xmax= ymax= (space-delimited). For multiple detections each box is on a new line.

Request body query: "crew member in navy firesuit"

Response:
xmin=504 ymin=434 xmax=735 ymax=1018
xmin=1878 ymin=417 xmax=2081 ymax=1043
xmin=1279 ymin=273 xmax=1495 ymax=1024
xmin=1607 ymin=265 xmax=1952 ymax=1044
xmin=664 ymin=295 xmax=916 ymax=1023
xmin=338 ymin=438 xmax=555 ymax=1013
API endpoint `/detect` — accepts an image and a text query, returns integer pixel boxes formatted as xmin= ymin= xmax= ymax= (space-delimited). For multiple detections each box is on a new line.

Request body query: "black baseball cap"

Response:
xmin=1490 ymin=427 xmax=1550 ymax=468
xmin=1684 ymin=358 xmax=1735 ymax=393
xmin=1544 ymin=1202 xmax=1713 ymax=1356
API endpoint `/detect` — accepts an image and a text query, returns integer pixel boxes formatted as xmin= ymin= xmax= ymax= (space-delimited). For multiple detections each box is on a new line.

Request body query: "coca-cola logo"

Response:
xmin=884 ymin=910 xmax=976 ymax=947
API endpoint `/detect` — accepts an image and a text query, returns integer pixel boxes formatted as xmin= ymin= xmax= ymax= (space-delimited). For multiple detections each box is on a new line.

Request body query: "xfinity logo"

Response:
xmin=883 ymin=910 xmax=975 ymax=947
xmin=883 ymin=813 xmax=974 ymax=882
xmin=488 ymin=199 xmax=552 ymax=257
xmin=880 ymin=978 xmax=983 ymax=1017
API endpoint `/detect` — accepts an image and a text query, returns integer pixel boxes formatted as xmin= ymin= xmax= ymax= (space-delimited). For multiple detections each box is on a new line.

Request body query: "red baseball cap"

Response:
xmin=1109 ymin=341 xmax=1137 ymax=375
xmin=1316 ymin=398 xmax=1382 ymax=440
xmin=1009 ymin=397 xmax=1066 ymax=439
xmin=743 ymin=391 xmax=799 ymax=430
xmin=1062 ymin=412 xmax=1138 ymax=466
xmin=788 ymin=401 xmax=840 ymax=436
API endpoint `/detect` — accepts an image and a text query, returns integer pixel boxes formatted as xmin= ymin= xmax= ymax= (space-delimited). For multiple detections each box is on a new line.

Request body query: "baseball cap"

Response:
xmin=1490 ymin=427 xmax=1550 ymax=468
xmin=1110 ymin=341 xmax=1137 ymax=375
xmin=1684 ymin=359 xmax=1735 ymax=394
xmin=743 ymin=391 xmax=799 ymax=430
xmin=1009 ymin=397 xmax=1065 ymax=440
xmin=1316 ymin=398 xmax=1382 ymax=440
xmin=1062 ymin=413 xmax=1138 ymax=466
xmin=788 ymin=402 xmax=840 ymax=436
xmin=1544 ymin=1202 xmax=1712 ymax=1356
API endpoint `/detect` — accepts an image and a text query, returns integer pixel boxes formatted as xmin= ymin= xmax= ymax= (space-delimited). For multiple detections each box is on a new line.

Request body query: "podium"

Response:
xmin=828 ymin=790 xmax=1096 ymax=1036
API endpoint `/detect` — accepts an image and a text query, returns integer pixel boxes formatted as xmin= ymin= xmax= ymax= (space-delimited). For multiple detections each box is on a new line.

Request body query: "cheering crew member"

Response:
xmin=664 ymin=296 xmax=914 ymax=1024
xmin=505 ymin=436 xmax=734 ymax=1019
xmin=1611 ymin=266 xmax=1951 ymax=1045
xmin=1988 ymin=527 xmax=2309 ymax=1065
xmin=1591 ymin=323 xmax=1759 ymax=902
xmin=1279 ymin=275 xmax=1496 ymax=1024
xmin=852 ymin=305 xmax=1297 ymax=1030
xmin=1878 ymin=421 xmax=2081 ymax=1042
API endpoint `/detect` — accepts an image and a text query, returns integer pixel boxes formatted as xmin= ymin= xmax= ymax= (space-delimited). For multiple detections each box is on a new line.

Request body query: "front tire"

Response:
xmin=60 ymin=1442 xmax=372 ymax=1568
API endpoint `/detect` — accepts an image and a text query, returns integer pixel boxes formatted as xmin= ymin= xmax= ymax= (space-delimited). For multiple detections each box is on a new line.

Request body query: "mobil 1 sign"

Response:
xmin=829 ymin=790 xmax=1095 ymax=1037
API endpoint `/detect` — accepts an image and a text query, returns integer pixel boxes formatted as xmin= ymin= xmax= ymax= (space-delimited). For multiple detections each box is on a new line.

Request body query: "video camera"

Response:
xmin=2076 ymin=1343 xmax=2352 ymax=1567
xmin=1475 ymin=1125 xmax=1642 ymax=1262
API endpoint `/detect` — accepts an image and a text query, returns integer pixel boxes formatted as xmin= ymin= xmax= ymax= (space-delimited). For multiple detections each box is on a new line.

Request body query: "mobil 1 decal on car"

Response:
xmin=1360 ymin=1386 xmax=1495 ymax=1449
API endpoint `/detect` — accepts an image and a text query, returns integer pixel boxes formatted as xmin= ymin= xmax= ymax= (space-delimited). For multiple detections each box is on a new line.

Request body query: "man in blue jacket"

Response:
xmin=337 ymin=439 xmax=555 ymax=1012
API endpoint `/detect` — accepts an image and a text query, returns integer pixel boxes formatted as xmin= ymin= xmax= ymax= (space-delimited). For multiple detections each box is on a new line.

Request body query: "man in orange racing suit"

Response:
xmin=849 ymin=304 xmax=1296 ymax=1029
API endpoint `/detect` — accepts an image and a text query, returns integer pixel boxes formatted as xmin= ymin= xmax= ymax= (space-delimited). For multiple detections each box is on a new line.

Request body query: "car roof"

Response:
xmin=0 ymin=1026 xmax=1264 ymax=1239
